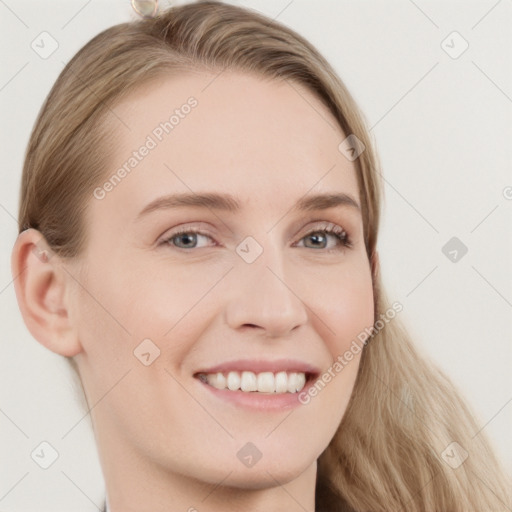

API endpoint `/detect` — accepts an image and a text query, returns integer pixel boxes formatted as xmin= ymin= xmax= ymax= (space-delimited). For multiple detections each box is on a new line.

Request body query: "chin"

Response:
xmin=220 ymin=460 xmax=315 ymax=490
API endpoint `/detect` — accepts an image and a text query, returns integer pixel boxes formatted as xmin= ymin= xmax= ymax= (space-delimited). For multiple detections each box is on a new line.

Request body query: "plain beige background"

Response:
xmin=1 ymin=0 xmax=511 ymax=510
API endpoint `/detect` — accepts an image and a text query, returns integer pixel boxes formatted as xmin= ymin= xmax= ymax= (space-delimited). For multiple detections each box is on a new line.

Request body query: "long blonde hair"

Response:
xmin=18 ymin=2 xmax=511 ymax=510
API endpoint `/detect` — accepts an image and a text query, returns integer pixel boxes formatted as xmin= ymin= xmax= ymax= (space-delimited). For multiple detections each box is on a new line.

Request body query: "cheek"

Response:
xmin=76 ymin=258 xmax=232 ymax=375
xmin=334 ymin=277 xmax=374 ymax=351
xmin=309 ymin=260 xmax=375 ymax=358
xmin=76 ymin=245 xmax=373 ymax=357
xmin=302 ymin=263 xmax=374 ymax=428
xmin=119 ymin=258 xmax=231 ymax=340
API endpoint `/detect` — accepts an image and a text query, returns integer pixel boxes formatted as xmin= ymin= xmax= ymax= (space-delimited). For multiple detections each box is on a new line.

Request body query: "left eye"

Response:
xmin=161 ymin=223 xmax=352 ymax=252
xmin=297 ymin=224 xmax=351 ymax=251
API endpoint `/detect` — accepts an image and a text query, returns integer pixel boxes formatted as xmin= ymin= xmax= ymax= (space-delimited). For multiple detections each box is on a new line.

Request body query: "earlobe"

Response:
xmin=11 ymin=229 xmax=82 ymax=357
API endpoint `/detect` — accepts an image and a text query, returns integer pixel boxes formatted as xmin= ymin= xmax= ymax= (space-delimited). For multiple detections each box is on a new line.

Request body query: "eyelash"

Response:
xmin=160 ymin=222 xmax=353 ymax=253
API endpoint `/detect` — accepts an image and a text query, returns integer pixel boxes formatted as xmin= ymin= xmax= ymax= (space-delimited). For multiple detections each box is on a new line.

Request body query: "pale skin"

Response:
xmin=12 ymin=71 xmax=379 ymax=511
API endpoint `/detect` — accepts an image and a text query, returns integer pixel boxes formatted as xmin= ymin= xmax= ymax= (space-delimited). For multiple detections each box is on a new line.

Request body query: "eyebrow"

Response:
xmin=136 ymin=191 xmax=360 ymax=219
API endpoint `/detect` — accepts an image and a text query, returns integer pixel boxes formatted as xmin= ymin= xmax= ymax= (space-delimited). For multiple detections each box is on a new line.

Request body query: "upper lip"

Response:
xmin=194 ymin=358 xmax=321 ymax=376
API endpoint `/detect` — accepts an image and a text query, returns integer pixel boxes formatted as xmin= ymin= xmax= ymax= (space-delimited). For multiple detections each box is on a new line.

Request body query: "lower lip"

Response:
xmin=195 ymin=376 xmax=316 ymax=411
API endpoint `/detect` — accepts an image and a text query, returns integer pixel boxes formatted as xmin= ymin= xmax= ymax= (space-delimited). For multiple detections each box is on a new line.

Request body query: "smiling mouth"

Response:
xmin=194 ymin=370 xmax=316 ymax=394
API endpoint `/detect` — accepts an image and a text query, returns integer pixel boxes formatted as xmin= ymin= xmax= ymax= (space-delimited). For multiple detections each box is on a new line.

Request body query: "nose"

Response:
xmin=223 ymin=240 xmax=309 ymax=338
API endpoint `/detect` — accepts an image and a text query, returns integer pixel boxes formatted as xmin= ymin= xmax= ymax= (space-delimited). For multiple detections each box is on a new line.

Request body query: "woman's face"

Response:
xmin=69 ymin=70 xmax=375 ymax=489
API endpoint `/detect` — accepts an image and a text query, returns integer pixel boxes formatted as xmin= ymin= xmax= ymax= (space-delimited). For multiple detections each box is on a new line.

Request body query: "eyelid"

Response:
xmin=297 ymin=220 xmax=345 ymax=235
xmin=157 ymin=222 xmax=218 ymax=245
xmin=159 ymin=220 xmax=347 ymax=242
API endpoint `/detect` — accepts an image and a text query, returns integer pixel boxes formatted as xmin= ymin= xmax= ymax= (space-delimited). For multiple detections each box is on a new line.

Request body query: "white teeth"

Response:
xmin=287 ymin=372 xmax=306 ymax=392
xmin=257 ymin=372 xmax=275 ymax=393
xmin=200 ymin=370 xmax=307 ymax=394
xmin=275 ymin=371 xmax=288 ymax=393
xmin=209 ymin=372 xmax=226 ymax=390
xmin=297 ymin=372 xmax=306 ymax=391
xmin=227 ymin=371 xmax=241 ymax=391
xmin=240 ymin=371 xmax=257 ymax=392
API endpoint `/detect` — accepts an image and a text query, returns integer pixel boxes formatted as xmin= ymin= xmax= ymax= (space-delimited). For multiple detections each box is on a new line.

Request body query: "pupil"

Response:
xmin=310 ymin=233 xmax=325 ymax=247
xmin=179 ymin=234 xmax=195 ymax=247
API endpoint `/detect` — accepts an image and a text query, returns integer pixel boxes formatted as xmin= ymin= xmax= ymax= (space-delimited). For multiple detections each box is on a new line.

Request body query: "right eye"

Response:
xmin=160 ymin=228 xmax=217 ymax=250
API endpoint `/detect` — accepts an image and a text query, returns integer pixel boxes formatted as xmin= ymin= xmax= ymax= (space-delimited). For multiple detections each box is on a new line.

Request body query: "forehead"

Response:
xmin=94 ymin=70 xmax=360 ymax=220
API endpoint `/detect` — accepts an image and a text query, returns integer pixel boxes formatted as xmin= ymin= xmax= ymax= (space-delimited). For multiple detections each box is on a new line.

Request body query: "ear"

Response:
xmin=11 ymin=229 xmax=82 ymax=357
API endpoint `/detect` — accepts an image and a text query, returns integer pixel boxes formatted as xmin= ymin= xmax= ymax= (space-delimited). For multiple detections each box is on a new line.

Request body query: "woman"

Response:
xmin=11 ymin=1 xmax=511 ymax=510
